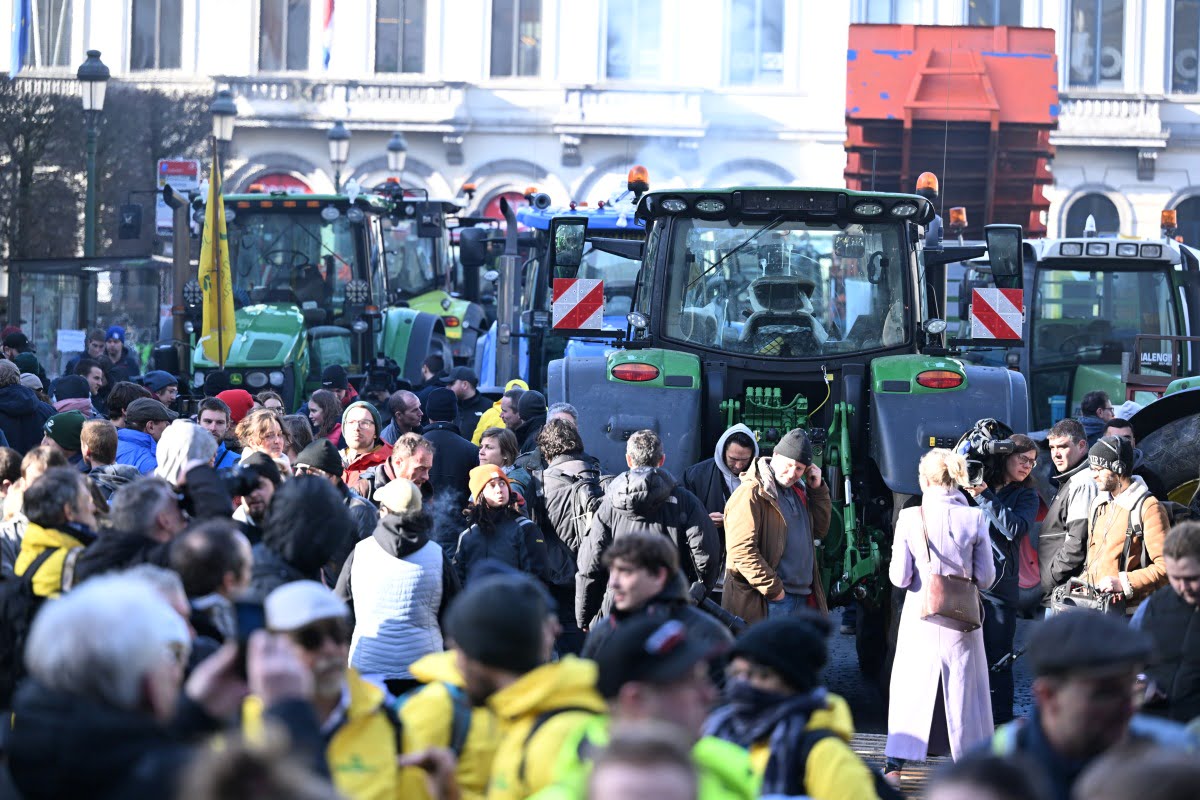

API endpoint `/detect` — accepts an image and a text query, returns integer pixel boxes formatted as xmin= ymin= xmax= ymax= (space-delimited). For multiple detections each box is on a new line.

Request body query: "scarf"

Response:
xmin=703 ymin=681 xmax=828 ymax=796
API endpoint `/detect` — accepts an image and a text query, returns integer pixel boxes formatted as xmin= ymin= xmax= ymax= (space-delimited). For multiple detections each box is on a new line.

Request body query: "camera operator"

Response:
xmin=963 ymin=427 xmax=1039 ymax=726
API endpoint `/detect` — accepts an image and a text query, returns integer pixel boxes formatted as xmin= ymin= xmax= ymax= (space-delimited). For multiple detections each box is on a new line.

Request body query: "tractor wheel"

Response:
xmin=1131 ymin=388 xmax=1200 ymax=501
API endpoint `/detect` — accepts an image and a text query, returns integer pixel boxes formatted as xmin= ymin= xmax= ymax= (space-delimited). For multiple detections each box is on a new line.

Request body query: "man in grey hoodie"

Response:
xmin=682 ymin=423 xmax=758 ymax=603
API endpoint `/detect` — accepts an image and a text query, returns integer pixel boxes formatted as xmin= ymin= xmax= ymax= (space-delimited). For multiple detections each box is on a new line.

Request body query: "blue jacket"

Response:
xmin=214 ymin=442 xmax=239 ymax=470
xmin=1079 ymin=414 xmax=1106 ymax=447
xmin=974 ymin=481 xmax=1039 ymax=606
xmin=0 ymin=384 xmax=54 ymax=455
xmin=115 ymin=428 xmax=158 ymax=474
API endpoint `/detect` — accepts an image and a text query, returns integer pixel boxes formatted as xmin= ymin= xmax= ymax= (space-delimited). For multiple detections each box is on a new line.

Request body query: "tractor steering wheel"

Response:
xmin=261 ymin=249 xmax=312 ymax=271
xmin=1058 ymin=333 xmax=1095 ymax=355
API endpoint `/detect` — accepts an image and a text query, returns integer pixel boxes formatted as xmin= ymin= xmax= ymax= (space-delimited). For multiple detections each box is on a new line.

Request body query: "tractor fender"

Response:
xmin=547 ymin=350 xmax=702 ymax=477
xmin=381 ymin=307 xmax=447 ymax=388
xmin=869 ymin=357 xmax=1029 ymax=496
xmin=1130 ymin=388 xmax=1200 ymax=498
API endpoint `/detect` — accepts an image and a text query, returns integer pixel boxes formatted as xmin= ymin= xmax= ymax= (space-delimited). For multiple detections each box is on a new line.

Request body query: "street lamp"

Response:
xmin=210 ymin=88 xmax=238 ymax=161
xmin=77 ymin=49 xmax=110 ymax=258
xmin=387 ymin=131 xmax=408 ymax=176
xmin=327 ymin=121 xmax=351 ymax=193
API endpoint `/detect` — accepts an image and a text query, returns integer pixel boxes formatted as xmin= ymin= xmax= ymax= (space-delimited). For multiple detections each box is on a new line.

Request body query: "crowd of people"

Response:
xmin=0 ymin=326 xmax=1196 ymax=800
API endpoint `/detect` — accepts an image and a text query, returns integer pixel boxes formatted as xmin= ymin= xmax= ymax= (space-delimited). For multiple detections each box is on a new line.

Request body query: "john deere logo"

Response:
xmin=230 ymin=373 xmax=243 ymax=385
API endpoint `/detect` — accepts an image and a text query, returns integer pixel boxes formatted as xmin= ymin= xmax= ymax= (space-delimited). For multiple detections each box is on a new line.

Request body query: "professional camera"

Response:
xmin=954 ymin=418 xmax=1017 ymax=487
xmin=219 ymin=464 xmax=261 ymax=499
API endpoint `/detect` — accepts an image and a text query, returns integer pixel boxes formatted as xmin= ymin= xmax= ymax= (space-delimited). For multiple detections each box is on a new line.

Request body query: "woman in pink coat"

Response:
xmin=884 ymin=449 xmax=996 ymax=787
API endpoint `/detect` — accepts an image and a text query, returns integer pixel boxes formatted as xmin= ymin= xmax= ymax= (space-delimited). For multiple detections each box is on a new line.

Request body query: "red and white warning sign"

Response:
xmin=970 ymin=288 xmax=1024 ymax=340
xmin=552 ymin=278 xmax=604 ymax=331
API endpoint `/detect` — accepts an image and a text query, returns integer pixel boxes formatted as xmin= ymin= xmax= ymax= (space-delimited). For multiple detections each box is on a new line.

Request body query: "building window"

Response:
xmin=860 ymin=0 xmax=919 ymax=23
xmin=130 ymin=0 xmax=182 ymax=70
xmin=965 ymin=0 xmax=1021 ymax=25
xmin=21 ymin=0 xmax=73 ymax=68
xmin=490 ymin=0 xmax=542 ymax=78
xmin=1172 ymin=0 xmax=1200 ymax=93
xmin=1064 ymin=193 xmax=1120 ymax=237
xmin=376 ymin=0 xmax=425 ymax=73
xmin=1174 ymin=196 xmax=1200 ymax=243
xmin=727 ymin=0 xmax=784 ymax=86
xmin=1067 ymin=0 xmax=1124 ymax=88
xmin=259 ymin=0 xmax=310 ymax=72
xmin=605 ymin=0 xmax=662 ymax=81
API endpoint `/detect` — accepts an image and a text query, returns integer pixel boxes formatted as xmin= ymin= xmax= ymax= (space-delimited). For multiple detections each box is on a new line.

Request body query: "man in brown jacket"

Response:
xmin=721 ymin=428 xmax=831 ymax=625
xmin=1084 ymin=434 xmax=1169 ymax=605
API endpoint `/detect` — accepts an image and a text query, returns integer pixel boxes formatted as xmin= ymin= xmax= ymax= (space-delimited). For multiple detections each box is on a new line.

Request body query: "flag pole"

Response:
xmin=214 ymin=143 xmax=224 ymax=370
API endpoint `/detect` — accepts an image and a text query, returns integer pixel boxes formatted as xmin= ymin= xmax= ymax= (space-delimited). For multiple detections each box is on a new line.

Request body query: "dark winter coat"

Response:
xmin=247 ymin=542 xmax=309 ymax=600
xmin=575 ymin=467 xmax=720 ymax=629
xmin=453 ymin=505 xmax=550 ymax=585
xmin=973 ymin=482 xmax=1039 ymax=607
xmin=582 ymin=574 xmax=733 ymax=659
xmin=422 ymin=421 xmax=480 ymax=507
xmin=1138 ymin=583 xmax=1200 ymax=723
xmin=86 ymin=463 xmax=142 ymax=502
xmin=72 ymin=530 xmax=172 ymax=585
xmin=0 ymin=383 xmax=55 ymax=455
xmin=5 ymin=680 xmax=323 ymax=800
xmin=514 ymin=414 xmax=546 ymax=454
xmin=455 ymin=391 xmax=494 ymax=444
xmin=103 ymin=345 xmax=141 ymax=385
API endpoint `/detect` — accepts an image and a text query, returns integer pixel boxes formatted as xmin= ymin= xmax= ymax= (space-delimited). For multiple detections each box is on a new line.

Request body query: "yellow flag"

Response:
xmin=197 ymin=151 xmax=235 ymax=367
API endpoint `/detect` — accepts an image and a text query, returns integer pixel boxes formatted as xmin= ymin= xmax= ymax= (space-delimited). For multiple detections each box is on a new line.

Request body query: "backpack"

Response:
xmin=527 ymin=465 xmax=604 ymax=586
xmin=0 ymin=548 xmax=57 ymax=708
xmin=792 ymin=727 xmax=904 ymax=800
xmin=516 ymin=705 xmax=598 ymax=788
xmin=389 ymin=681 xmax=473 ymax=758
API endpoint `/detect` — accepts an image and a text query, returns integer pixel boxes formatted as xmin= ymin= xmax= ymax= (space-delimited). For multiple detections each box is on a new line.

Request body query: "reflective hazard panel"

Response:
xmin=552 ymin=278 xmax=605 ymax=331
xmin=970 ymin=288 xmax=1024 ymax=340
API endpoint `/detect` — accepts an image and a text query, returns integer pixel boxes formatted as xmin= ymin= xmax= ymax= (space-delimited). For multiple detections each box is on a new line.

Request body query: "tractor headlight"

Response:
xmin=352 ymin=319 xmax=369 ymax=334
xmin=245 ymin=371 xmax=268 ymax=389
xmin=269 ymin=371 xmax=285 ymax=387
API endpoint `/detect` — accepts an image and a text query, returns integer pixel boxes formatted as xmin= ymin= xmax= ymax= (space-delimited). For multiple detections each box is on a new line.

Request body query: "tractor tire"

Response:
xmin=1131 ymin=388 xmax=1200 ymax=499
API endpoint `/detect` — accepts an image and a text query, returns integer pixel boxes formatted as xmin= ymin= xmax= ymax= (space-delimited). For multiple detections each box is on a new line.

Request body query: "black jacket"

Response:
xmin=5 ymin=680 xmax=323 ymax=800
xmin=453 ymin=505 xmax=550 ymax=585
xmin=1139 ymin=584 xmax=1200 ymax=723
xmin=514 ymin=415 xmax=546 ymax=454
xmin=682 ymin=458 xmax=731 ymax=518
xmin=455 ymin=391 xmax=494 ymax=441
xmin=576 ymin=467 xmax=720 ymax=629
xmin=0 ymin=383 xmax=55 ymax=455
xmin=582 ymin=575 xmax=733 ymax=659
xmin=336 ymin=511 xmax=461 ymax=626
xmin=422 ymin=421 xmax=480 ymax=506
xmin=247 ymin=542 xmax=309 ymax=600
xmin=973 ymin=482 xmax=1039 ymax=607
xmin=73 ymin=530 xmax=172 ymax=585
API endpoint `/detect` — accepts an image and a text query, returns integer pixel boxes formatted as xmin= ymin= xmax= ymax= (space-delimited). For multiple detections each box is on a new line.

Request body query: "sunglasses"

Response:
xmin=289 ymin=619 xmax=350 ymax=651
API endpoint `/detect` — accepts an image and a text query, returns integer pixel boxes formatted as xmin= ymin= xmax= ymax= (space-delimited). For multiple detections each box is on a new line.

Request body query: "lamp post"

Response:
xmin=327 ymin=121 xmax=351 ymax=193
xmin=77 ymin=50 xmax=110 ymax=258
xmin=210 ymin=88 xmax=238 ymax=164
xmin=386 ymin=131 xmax=408 ymax=180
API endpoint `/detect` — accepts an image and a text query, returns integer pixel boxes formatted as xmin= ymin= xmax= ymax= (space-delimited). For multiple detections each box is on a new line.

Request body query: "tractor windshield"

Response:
xmin=226 ymin=210 xmax=363 ymax=316
xmin=662 ymin=218 xmax=909 ymax=357
xmin=579 ymin=247 xmax=641 ymax=320
xmin=385 ymin=220 xmax=439 ymax=295
xmin=1032 ymin=265 xmax=1177 ymax=365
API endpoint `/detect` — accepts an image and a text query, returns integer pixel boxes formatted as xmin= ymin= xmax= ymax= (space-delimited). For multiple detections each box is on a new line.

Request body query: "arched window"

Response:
xmin=1064 ymin=193 xmax=1120 ymax=237
xmin=1174 ymin=195 xmax=1200 ymax=245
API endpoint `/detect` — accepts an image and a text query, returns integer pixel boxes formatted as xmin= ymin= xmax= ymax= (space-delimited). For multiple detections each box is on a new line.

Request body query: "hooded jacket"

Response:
xmin=1079 ymin=414 xmax=1106 ymax=447
xmin=683 ymin=423 xmax=760 ymax=517
xmin=485 ymin=656 xmax=607 ymax=800
xmin=87 ymin=463 xmax=142 ymax=501
xmin=341 ymin=442 xmax=393 ymax=489
xmin=721 ymin=457 xmax=832 ymax=624
xmin=1084 ymin=476 xmax=1169 ymax=603
xmin=575 ymin=467 xmax=720 ymax=629
xmin=0 ymin=383 xmax=55 ymax=455
xmin=115 ymin=428 xmax=158 ymax=475
xmin=454 ymin=505 xmax=551 ymax=585
xmin=1039 ymin=456 xmax=1098 ymax=601
xmin=246 ymin=491 xmax=348 ymax=600
xmin=14 ymin=521 xmax=93 ymax=598
xmin=398 ymin=651 xmax=502 ymax=800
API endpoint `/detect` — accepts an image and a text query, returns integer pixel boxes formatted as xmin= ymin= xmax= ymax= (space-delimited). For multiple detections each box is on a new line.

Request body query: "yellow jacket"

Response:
xmin=14 ymin=523 xmax=87 ymax=598
xmin=747 ymin=693 xmax=878 ymax=800
xmin=485 ymin=656 xmax=606 ymax=800
xmin=471 ymin=379 xmax=528 ymax=444
xmin=398 ymin=651 xmax=501 ymax=800
xmin=243 ymin=669 xmax=400 ymax=800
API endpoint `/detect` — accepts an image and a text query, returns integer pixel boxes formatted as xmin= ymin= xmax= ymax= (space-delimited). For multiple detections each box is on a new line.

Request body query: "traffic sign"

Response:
xmin=156 ymin=158 xmax=201 ymax=235
xmin=552 ymin=278 xmax=604 ymax=332
xmin=970 ymin=288 xmax=1024 ymax=340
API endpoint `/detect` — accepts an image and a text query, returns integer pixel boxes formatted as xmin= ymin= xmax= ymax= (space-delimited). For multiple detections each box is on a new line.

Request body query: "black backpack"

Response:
xmin=525 ymin=465 xmax=604 ymax=586
xmin=0 ymin=548 xmax=57 ymax=709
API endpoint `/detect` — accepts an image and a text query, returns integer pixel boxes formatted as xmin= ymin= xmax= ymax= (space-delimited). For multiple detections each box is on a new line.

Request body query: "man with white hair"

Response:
xmin=6 ymin=573 xmax=323 ymax=799
xmin=247 ymin=580 xmax=406 ymax=799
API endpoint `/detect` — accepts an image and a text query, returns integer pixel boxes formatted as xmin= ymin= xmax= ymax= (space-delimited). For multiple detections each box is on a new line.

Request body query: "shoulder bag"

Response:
xmin=918 ymin=508 xmax=983 ymax=632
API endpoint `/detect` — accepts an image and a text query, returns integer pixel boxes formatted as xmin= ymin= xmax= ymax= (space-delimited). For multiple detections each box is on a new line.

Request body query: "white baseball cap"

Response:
xmin=264 ymin=580 xmax=348 ymax=632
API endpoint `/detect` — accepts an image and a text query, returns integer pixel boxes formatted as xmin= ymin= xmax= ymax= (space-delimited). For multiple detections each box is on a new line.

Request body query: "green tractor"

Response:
xmin=376 ymin=182 xmax=488 ymax=366
xmin=545 ymin=187 xmax=1030 ymax=678
xmin=184 ymin=189 xmax=450 ymax=407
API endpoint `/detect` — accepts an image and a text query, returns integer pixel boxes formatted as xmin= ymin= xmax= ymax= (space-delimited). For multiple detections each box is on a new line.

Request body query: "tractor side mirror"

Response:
xmin=985 ymin=224 xmax=1023 ymax=290
xmin=549 ymin=216 xmax=588 ymax=281
xmin=459 ymin=227 xmax=488 ymax=269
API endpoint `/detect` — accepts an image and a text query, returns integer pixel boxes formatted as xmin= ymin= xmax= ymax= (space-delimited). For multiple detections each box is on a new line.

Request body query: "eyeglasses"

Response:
xmin=289 ymin=619 xmax=350 ymax=651
xmin=1103 ymin=406 xmax=1116 ymax=412
xmin=346 ymin=419 xmax=376 ymax=428
xmin=1016 ymin=456 xmax=1037 ymax=467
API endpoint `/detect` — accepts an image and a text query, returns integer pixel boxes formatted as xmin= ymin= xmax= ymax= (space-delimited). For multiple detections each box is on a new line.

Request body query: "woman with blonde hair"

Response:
xmin=884 ymin=448 xmax=995 ymax=789
xmin=236 ymin=408 xmax=291 ymax=477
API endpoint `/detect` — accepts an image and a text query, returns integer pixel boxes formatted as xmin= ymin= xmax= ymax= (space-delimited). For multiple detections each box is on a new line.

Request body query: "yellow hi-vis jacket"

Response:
xmin=471 ymin=379 xmax=528 ymax=444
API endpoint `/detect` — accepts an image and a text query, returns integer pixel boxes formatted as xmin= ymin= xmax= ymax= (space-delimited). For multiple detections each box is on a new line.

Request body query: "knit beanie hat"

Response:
xmin=342 ymin=400 xmax=382 ymax=435
xmin=296 ymin=439 xmax=344 ymax=478
xmin=1089 ymin=434 xmax=1134 ymax=476
xmin=43 ymin=411 xmax=86 ymax=452
xmin=14 ymin=353 xmax=40 ymax=377
xmin=424 ymin=387 xmax=458 ymax=424
xmin=469 ymin=463 xmax=511 ymax=501
xmin=241 ymin=451 xmax=283 ymax=488
xmin=517 ymin=389 xmax=547 ymax=421
xmin=729 ymin=612 xmax=830 ymax=693
xmin=447 ymin=574 xmax=548 ymax=674
xmin=53 ymin=375 xmax=91 ymax=401
xmin=216 ymin=389 xmax=254 ymax=423
xmin=773 ymin=428 xmax=813 ymax=465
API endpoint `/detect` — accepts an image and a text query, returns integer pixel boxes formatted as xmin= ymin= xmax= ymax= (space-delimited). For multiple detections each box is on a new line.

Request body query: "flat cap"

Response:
xmin=1026 ymin=610 xmax=1153 ymax=678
